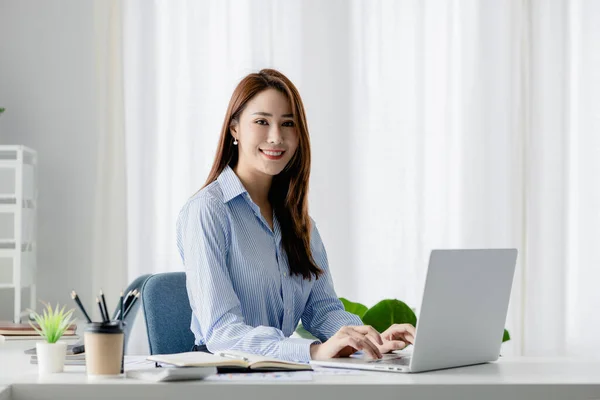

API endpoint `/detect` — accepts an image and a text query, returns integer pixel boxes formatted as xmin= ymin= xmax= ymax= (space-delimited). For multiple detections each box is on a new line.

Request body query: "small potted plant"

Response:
xmin=29 ymin=302 xmax=76 ymax=374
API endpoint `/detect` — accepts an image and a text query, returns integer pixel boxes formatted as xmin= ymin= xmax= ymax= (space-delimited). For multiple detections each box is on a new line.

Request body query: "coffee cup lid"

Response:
xmin=85 ymin=321 xmax=125 ymax=334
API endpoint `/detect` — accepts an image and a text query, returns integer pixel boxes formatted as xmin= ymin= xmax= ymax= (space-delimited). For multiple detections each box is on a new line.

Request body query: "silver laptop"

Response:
xmin=311 ymin=249 xmax=518 ymax=373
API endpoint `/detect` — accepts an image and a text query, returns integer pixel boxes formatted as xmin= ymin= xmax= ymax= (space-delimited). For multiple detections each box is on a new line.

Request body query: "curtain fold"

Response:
xmin=91 ymin=0 xmax=128 ymax=317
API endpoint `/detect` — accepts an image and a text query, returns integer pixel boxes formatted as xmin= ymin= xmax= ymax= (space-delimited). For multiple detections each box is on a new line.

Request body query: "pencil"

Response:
xmin=122 ymin=292 xmax=140 ymax=320
xmin=96 ymin=297 xmax=106 ymax=322
xmin=123 ymin=289 xmax=138 ymax=311
xmin=114 ymin=290 xmax=133 ymax=320
xmin=100 ymin=289 xmax=109 ymax=322
xmin=113 ymin=290 xmax=131 ymax=320
xmin=71 ymin=290 xmax=92 ymax=323
xmin=118 ymin=291 xmax=124 ymax=322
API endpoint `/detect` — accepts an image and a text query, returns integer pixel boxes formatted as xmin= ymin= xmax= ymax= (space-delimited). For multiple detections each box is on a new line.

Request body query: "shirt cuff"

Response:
xmin=280 ymin=337 xmax=321 ymax=363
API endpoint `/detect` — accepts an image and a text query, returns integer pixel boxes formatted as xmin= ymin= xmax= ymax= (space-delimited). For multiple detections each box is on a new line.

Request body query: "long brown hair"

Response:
xmin=202 ymin=69 xmax=322 ymax=280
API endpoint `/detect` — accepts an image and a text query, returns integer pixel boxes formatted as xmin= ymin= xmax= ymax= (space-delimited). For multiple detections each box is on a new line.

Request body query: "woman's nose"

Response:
xmin=267 ymin=126 xmax=283 ymax=144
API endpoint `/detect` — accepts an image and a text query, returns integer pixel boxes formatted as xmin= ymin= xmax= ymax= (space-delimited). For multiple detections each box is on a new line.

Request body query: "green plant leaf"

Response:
xmin=503 ymin=329 xmax=510 ymax=342
xmin=295 ymin=323 xmax=319 ymax=340
xmin=0 ymin=108 xmax=5 ymax=114
xmin=361 ymin=299 xmax=417 ymax=333
xmin=339 ymin=298 xmax=369 ymax=319
xmin=28 ymin=301 xmax=75 ymax=343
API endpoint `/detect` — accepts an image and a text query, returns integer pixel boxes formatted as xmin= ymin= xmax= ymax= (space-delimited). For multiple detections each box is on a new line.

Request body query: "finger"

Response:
xmin=381 ymin=327 xmax=396 ymax=340
xmin=387 ymin=326 xmax=416 ymax=344
xmin=378 ymin=340 xmax=407 ymax=354
xmin=401 ymin=324 xmax=416 ymax=337
xmin=351 ymin=325 xmax=384 ymax=345
xmin=388 ymin=324 xmax=416 ymax=338
xmin=345 ymin=331 xmax=381 ymax=358
xmin=388 ymin=340 xmax=408 ymax=350
xmin=378 ymin=340 xmax=401 ymax=354
xmin=398 ymin=332 xmax=415 ymax=344
xmin=333 ymin=326 xmax=352 ymax=341
xmin=345 ymin=337 xmax=381 ymax=359
xmin=346 ymin=330 xmax=382 ymax=358
xmin=356 ymin=329 xmax=384 ymax=348
xmin=389 ymin=331 xmax=414 ymax=344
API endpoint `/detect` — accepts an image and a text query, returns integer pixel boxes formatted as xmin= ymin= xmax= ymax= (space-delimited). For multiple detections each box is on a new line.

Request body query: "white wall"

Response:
xmin=0 ymin=0 xmax=98 ymax=320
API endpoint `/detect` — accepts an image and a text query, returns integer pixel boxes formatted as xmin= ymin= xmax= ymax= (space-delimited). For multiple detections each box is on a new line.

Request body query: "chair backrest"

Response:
xmin=113 ymin=274 xmax=151 ymax=353
xmin=141 ymin=272 xmax=195 ymax=355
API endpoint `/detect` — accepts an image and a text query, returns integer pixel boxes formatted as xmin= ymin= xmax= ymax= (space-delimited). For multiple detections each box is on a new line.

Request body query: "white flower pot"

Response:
xmin=36 ymin=341 xmax=67 ymax=374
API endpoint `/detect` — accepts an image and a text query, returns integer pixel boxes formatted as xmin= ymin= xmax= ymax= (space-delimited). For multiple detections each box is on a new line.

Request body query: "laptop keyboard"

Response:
xmin=368 ymin=356 xmax=411 ymax=366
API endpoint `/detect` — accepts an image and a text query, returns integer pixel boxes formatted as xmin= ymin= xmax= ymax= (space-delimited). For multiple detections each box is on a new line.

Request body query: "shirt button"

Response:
xmin=283 ymin=272 xmax=287 ymax=277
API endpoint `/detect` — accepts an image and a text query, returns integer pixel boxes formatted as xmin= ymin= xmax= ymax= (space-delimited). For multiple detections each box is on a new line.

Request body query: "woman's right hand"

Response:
xmin=309 ymin=325 xmax=383 ymax=360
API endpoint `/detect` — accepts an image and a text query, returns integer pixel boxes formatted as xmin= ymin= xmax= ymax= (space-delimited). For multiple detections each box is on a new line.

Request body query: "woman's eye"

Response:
xmin=282 ymin=121 xmax=295 ymax=127
xmin=255 ymin=119 xmax=268 ymax=125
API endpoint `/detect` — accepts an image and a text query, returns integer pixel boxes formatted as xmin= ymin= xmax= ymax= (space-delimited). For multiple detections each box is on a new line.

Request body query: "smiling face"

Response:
xmin=231 ymin=88 xmax=299 ymax=178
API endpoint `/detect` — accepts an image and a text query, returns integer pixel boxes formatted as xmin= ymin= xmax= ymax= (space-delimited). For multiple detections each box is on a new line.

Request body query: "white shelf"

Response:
xmin=0 ymin=146 xmax=37 ymax=164
xmin=0 ymin=145 xmax=37 ymax=323
xmin=0 ymin=197 xmax=35 ymax=206
xmin=0 ymin=248 xmax=36 ymax=257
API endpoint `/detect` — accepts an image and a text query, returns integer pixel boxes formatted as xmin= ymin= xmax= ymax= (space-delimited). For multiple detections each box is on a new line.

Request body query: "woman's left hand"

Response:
xmin=376 ymin=323 xmax=416 ymax=354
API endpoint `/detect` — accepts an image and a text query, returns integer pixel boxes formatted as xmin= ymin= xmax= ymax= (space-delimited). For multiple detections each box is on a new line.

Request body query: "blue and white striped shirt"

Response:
xmin=176 ymin=166 xmax=362 ymax=362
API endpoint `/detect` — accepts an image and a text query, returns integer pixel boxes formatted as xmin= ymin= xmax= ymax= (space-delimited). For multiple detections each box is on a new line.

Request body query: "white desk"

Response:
xmin=2 ymin=340 xmax=600 ymax=400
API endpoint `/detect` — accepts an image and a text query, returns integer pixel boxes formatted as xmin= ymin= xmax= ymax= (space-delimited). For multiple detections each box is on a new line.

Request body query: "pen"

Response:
xmin=100 ymin=290 xmax=109 ymax=322
xmin=218 ymin=352 xmax=249 ymax=362
xmin=71 ymin=290 xmax=92 ymax=323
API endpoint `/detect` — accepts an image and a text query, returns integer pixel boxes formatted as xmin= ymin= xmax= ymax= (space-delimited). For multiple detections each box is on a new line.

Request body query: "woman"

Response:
xmin=177 ymin=69 xmax=415 ymax=362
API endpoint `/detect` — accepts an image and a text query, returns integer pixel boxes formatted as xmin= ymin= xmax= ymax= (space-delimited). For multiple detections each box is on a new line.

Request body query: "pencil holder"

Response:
xmin=84 ymin=321 xmax=124 ymax=377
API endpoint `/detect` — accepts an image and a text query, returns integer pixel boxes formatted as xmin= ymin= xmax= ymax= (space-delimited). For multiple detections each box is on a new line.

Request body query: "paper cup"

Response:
xmin=84 ymin=321 xmax=124 ymax=377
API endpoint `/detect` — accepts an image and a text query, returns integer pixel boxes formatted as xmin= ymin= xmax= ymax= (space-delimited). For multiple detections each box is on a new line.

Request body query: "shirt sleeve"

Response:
xmin=300 ymin=219 xmax=363 ymax=342
xmin=178 ymin=195 xmax=317 ymax=363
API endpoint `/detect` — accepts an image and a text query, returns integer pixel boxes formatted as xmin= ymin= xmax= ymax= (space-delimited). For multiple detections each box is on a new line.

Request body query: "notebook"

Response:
xmin=0 ymin=334 xmax=79 ymax=341
xmin=0 ymin=321 xmax=77 ymax=336
xmin=30 ymin=357 xmax=87 ymax=366
xmin=31 ymin=352 xmax=86 ymax=361
xmin=147 ymin=350 xmax=312 ymax=371
xmin=24 ymin=343 xmax=85 ymax=355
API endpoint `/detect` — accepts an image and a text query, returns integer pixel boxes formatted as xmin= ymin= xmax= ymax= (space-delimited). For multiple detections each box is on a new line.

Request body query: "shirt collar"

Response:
xmin=217 ymin=165 xmax=248 ymax=203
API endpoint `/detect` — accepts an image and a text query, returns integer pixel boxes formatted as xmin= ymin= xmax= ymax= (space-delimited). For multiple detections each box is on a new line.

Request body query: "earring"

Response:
xmin=233 ymin=138 xmax=238 ymax=145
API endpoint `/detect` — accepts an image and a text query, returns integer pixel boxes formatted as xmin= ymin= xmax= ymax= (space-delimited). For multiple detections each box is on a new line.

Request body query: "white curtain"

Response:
xmin=113 ymin=0 xmax=600 ymax=356
xmin=92 ymin=0 xmax=128 ymax=316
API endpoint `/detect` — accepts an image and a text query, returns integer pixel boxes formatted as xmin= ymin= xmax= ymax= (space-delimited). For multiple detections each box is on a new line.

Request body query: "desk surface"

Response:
xmin=2 ymin=340 xmax=600 ymax=400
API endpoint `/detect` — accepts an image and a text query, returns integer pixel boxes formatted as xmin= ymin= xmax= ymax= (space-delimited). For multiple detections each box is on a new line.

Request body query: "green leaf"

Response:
xmin=28 ymin=301 xmax=75 ymax=343
xmin=361 ymin=299 xmax=417 ymax=333
xmin=339 ymin=298 xmax=369 ymax=319
xmin=503 ymin=329 xmax=510 ymax=342
xmin=295 ymin=323 xmax=319 ymax=340
xmin=0 ymin=108 xmax=5 ymax=114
